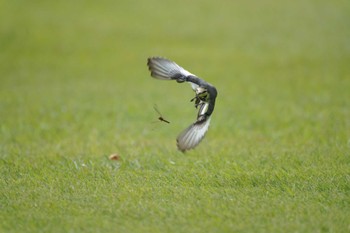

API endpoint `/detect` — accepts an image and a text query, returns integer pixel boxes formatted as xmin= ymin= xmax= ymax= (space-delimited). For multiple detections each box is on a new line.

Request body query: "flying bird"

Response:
xmin=147 ymin=57 xmax=218 ymax=152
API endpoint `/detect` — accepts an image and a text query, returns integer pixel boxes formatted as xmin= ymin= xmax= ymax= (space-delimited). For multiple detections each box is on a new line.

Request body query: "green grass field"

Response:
xmin=1 ymin=0 xmax=349 ymax=232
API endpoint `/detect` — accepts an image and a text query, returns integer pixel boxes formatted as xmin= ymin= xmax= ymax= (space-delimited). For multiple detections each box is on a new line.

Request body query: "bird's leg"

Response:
xmin=191 ymin=87 xmax=209 ymax=109
xmin=190 ymin=96 xmax=197 ymax=102
xmin=190 ymin=95 xmax=201 ymax=108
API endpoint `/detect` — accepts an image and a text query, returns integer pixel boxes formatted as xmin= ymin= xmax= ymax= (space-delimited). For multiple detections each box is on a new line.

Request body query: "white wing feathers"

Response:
xmin=147 ymin=57 xmax=193 ymax=80
xmin=177 ymin=117 xmax=211 ymax=152
xmin=147 ymin=57 xmax=198 ymax=91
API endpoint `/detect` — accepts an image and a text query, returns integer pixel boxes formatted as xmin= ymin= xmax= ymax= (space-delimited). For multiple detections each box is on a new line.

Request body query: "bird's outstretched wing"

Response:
xmin=147 ymin=57 xmax=198 ymax=90
xmin=176 ymin=102 xmax=211 ymax=152
xmin=176 ymin=117 xmax=211 ymax=152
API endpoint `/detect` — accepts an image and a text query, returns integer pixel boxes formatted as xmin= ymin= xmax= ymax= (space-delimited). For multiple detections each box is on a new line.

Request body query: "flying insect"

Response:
xmin=153 ymin=104 xmax=170 ymax=124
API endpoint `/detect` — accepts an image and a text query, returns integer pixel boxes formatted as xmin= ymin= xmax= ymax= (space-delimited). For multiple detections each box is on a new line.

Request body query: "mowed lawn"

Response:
xmin=1 ymin=0 xmax=349 ymax=232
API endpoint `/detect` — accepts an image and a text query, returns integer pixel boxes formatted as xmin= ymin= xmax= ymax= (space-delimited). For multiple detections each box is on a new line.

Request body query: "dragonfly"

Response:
xmin=153 ymin=104 xmax=170 ymax=124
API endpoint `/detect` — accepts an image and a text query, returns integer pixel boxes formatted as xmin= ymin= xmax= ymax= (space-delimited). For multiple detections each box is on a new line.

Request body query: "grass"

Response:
xmin=1 ymin=0 xmax=350 ymax=232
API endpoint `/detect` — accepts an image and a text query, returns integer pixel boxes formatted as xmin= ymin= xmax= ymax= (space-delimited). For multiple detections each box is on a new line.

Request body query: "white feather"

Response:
xmin=190 ymin=82 xmax=199 ymax=91
xmin=176 ymin=117 xmax=211 ymax=152
xmin=148 ymin=57 xmax=200 ymax=92
xmin=147 ymin=57 xmax=193 ymax=80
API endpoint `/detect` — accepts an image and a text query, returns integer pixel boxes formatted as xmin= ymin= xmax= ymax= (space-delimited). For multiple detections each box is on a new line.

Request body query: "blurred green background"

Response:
xmin=1 ymin=0 xmax=349 ymax=232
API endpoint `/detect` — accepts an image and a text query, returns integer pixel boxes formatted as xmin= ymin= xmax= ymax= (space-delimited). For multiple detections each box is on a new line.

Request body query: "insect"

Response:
xmin=147 ymin=57 xmax=218 ymax=152
xmin=153 ymin=104 xmax=170 ymax=124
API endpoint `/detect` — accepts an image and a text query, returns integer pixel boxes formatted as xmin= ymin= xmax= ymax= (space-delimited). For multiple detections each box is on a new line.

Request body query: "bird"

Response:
xmin=147 ymin=57 xmax=218 ymax=152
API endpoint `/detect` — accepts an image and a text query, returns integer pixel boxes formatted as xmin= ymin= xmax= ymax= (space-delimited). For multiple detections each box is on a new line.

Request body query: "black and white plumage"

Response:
xmin=147 ymin=57 xmax=218 ymax=152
